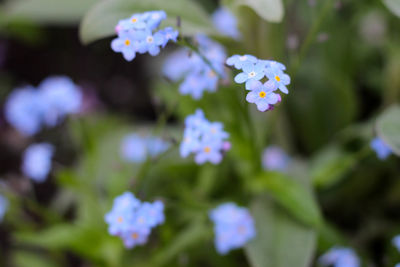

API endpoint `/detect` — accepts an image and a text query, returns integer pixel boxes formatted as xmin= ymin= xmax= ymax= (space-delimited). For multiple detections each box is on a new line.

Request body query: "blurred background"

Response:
xmin=0 ymin=0 xmax=399 ymax=266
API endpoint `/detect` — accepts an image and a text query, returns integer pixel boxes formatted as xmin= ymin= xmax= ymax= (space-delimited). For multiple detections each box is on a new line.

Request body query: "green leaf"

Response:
xmin=311 ymin=145 xmax=357 ymax=188
xmin=383 ymin=0 xmax=400 ymax=18
xmin=251 ymin=172 xmax=322 ymax=227
xmin=245 ymin=197 xmax=316 ymax=267
xmin=376 ymin=105 xmax=400 ymax=155
xmin=233 ymin=0 xmax=284 ymax=23
xmin=2 ymin=0 xmax=98 ymax=25
xmin=12 ymin=251 xmax=57 ymax=267
xmin=79 ymin=0 xmax=216 ymax=44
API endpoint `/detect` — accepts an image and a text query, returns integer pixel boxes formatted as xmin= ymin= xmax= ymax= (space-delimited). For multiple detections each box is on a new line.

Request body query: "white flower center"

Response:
xmin=146 ymin=36 xmax=154 ymax=43
xmin=239 ymin=55 xmax=247 ymax=61
xmin=248 ymin=71 xmax=256 ymax=78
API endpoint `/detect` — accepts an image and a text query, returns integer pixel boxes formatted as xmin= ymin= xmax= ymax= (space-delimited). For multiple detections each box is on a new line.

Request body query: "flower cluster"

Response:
xmin=319 ymin=247 xmax=360 ymax=267
xmin=112 ymin=11 xmax=178 ymax=61
xmin=180 ymin=109 xmax=230 ymax=165
xmin=163 ymin=35 xmax=227 ymax=99
xmin=0 ymin=194 xmax=8 ymax=222
xmin=262 ymin=145 xmax=290 ymax=171
xmin=104 ymin=192 xmax=164 ymax=249
xmin=212 ymin=7 xmax=241 ymax=40
xmin=5 ymin=76 xmax=82 ymax=136
xmin=226 ymin=55 xmax=290 ymax=112
xmin=22 ymin=143 xmax=54 ymax=183
xmin=120 ymin=133 xmax=170 ymax=163
xmin=370 ymin=137 xmax=392 ymax=160
xmin=209 ymin=203 xmax=255 ymax=254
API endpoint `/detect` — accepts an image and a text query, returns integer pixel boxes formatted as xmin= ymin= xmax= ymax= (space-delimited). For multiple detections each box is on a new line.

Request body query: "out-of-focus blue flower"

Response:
xmin=246 ymin=80 xmax=281 ymax=112
xmin=262 ymin=145 xmax=290 ymax=171
xmin=234 ymin=62 xmax=265 ymax=90
xmin=212 ymin=7 xmax=241 ymax=39
xmin=265 ymin=66 xmax=291 ymax=94
xmin=392 ymin=235 xmax=400 ymax=252
xmin=395 ymin=263 xmax=400 ymax=267
xmin=209 ymin=203 xmax=256 ymax=254
xmin=159 ymin=27 xmax=179 ymax=47
xmin=21 ymin=143 xmax=54 ymax=183
xmin=370 ymin=137 xmax=392 ymax=160
xmin=4 ymin=76 xmax=82 ymax=135
xmin=39 ymin=76 xmax=82 ymax=126
xmin=163 ymin=35 xmax=227 ymax=100
xmin=104 ymin=192 xmax=164 ymax=249
xmin=319 ymin=247 xmax=360 ymax=267
xmin=0 ymin=194 xmax=8 ymax=222
xmin=4 ymin=86 xmax=43 ymax=136
xmin=120 ymin=134 xmax=170 ymax=163
xmin=112 ymin=11 xmax=178 ymax=61
xmin=180 ymin=109 xmax=229 ymax=165
xmin=226 ymin=54 xmax=258 ymax=70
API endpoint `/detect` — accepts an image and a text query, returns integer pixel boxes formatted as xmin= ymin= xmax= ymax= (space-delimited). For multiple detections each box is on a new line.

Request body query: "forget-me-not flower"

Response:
xmin=246 ymin=80 xmax=281 ymax=112
xmin=226 ymin=54 xmax=258 ymax=70
xmin=262 ymin=145 xmax=290 ymax=171
xmin=212 ymin=7 xmax=241 ymax=39
xmin=370 ymin=137 xmax=392 ymax=160
xmin=234 ymin=62 xmax=266 ymax=90
xmin=392 ymin=235 xmax=400 ymax=252
xmin=265 ymin=66 xmax=291 ymax=94
xmin=180 ymin=109 xmax=229 ymax=165
xmin=120 ymin=134 xmax=170 ymax=163
xmin=21 ymin=143 xmax=54 ymax=182
xmin=104 ymin=192 xmax=164 ymax=249
xmin=209 ymin=203 xmax=256 ymax=254
xmin=319 ymin=246 xmax=360 ymax=267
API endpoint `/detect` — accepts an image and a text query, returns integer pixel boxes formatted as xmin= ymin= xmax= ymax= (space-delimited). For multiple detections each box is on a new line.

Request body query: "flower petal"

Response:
xmin=234 ymin=73 xmax=248 ymax=84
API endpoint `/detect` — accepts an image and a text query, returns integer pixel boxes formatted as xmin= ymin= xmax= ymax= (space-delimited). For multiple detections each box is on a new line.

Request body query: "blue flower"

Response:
xmin=4 ymin=86 xmax=43 ymax=136
xmin=246 ymin=80 xmax=281 ymax=112
xmin=226 ymin=54 xmax=258 ymax=70
xmin=159 ymin=27 xmax=179 ymax=48
xmin=209 ymin=203 xmax=256 ymax=254
xmin=370 ymin=137 xmax=392 ymax=160
xmin=392 ymin=235 xmax=400 ymax=252
xmin=265 ymin=65 xmax=291 ymax=94
xmin=0 ymin=194 xmax=8 ymax=222
xmin=262 ymin=145 xmax=290 ymax=171
xmin=259 ymin=59 xmax=287 ymax=71
xmin=5 ymin=76 xmax=82 ymax=135
xmin=38 ymin=76 xmax=82 ymax=126
xmin=112 ymin=11 xmax=178 ymax=61
xmin=21 ymin=143 xmax=54 ymax=182
xmin=180 ymin=109 xmax=229 ymax=164
xmin=120 ymin=134 xmax=169 ymax=163
xmin=234 ymin=62 xmax=265 ymax=89
xmin=104 ymin=192 xmax=165 ymax=249
xmin=396 ymin=264 xmax=400 ymax=267
xmin=212 ymin=7 xmax=241 ymax=39
xmin=319 ymin=247 xmax=360 ymax=267
xmin=163 ymin=35 xmax=227 ymax=100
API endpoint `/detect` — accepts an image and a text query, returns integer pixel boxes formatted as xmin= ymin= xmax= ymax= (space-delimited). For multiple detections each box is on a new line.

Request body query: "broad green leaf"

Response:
xmin=12 ymin=251 xmax=56 ymax=267
xmin=233 ymin=0 xmax=284 ymax=23
xmin=245 ymin=197 xmax=316 ymax=267
xmin=376 ymin=105 xmax=400 ymax=155
xmin=311 ymin=145 xmax=357 ymax=188
xmin=79 ymin=0 xmax=216 ymax=44
xmin=2 ymin=0 xmax=98 ymax=25
xmin=383 ymin=0 xmax=400 ymax=18
xmin=251 ymin=172 xmax=322 ymax=227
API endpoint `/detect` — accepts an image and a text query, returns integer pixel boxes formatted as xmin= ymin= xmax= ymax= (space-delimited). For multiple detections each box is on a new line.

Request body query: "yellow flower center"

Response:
xmin=124 ymin=39 xmax=131 ymax=46
xmin=275 ymin=75 xmax=281 ymax=82
xmin=208 ymin=70 xmax=216 ymax=77
xmin=117 ymin=216 xmax=123 ymax=223
xmin=131 ymin=233 xmax=139 ymax=239
xmin=259 ymin=91 xmax=266 ymax=98
xmin=204 ymin=146 xmax=211 ymax=153
xmin=248 ymin=71 xmax=256 ymax=78
xmin=131 ymin=18 xmax=137 ymax=23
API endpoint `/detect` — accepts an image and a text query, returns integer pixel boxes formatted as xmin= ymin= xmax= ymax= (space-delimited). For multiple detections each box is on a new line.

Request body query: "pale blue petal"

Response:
xmin=234 ymin=73 xmax=248 ymax=83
